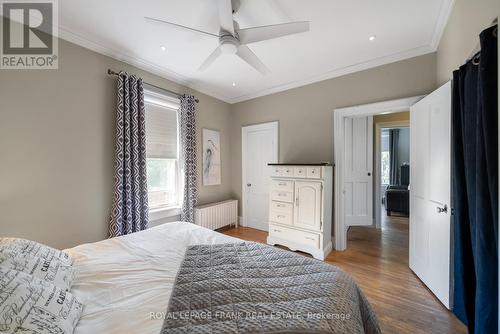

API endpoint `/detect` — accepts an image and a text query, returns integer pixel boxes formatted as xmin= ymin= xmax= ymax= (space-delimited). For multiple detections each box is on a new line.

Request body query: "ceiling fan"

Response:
xmin=145 ymin=0 xmax=309 ymax=75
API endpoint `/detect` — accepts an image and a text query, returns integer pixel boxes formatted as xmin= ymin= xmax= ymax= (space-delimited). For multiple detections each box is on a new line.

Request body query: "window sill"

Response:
xmin=149 ymin=206 xmax=181 ymax=221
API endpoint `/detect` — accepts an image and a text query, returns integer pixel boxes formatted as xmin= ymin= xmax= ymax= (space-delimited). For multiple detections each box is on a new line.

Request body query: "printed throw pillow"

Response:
xmin=0 ymin=267 xmax=84 ymax=334
xmin=0 ymin=237 xmax=73 ymax=265
xmin=0 ymin=252 xmax=76 ymax=291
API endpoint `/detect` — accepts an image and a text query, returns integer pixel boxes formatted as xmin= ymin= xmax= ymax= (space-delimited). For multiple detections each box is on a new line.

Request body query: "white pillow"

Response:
xmin=0 ymin=237 xmax=73 ymax=265
xmin=0 ymin=267 xmax=84 ymax=334
xmin=0 ymin=252 xmax=76 ymax=291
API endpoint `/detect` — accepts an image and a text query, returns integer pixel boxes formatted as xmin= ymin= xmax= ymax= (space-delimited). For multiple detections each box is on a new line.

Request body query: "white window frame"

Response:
xmin=144 ymin=88 xmax=182 ymax=221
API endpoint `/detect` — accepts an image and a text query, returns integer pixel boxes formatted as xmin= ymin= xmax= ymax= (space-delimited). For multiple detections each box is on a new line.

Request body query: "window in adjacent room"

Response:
xmin=381 ymin=129 xmax=390 ymax=186
xmin=144 ymin=88 xmax=181 ymax=210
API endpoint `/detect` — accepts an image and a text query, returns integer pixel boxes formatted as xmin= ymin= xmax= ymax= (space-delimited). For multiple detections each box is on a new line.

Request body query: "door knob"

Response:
xmin=368 ymin=172 xmax=371 ymax=176
xmin=247 ymin=183 xmax=251 ymax=187
xmin=437 ymin=204 xmax=448 ymax=213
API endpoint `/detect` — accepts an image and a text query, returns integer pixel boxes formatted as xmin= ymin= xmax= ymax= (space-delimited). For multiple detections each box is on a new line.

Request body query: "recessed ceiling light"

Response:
xmin=232 ymin=82 xmax=236 ymax=87
xmin=160 ymin=45 xmax=166 ymax=51
xmin=369 ymin=35 xmax=376 ymax=41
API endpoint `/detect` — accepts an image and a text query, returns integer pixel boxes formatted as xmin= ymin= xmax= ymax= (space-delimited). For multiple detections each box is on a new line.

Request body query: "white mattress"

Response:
xmin=65 ymin=222 xmax=239 ymax=334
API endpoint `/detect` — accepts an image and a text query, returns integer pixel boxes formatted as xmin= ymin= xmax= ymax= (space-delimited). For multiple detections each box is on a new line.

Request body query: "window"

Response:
xmin=381 ymin=151 xmax=390 ymax=185
xmin=144 ymin=89 xmax=180 ymax=210
xmin=381 ymin=130 xmax=390 ymax=185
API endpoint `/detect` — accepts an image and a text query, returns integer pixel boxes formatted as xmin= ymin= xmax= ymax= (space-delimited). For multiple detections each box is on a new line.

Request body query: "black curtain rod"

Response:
xmin=107 ymin=69 xmax=199 ymax=103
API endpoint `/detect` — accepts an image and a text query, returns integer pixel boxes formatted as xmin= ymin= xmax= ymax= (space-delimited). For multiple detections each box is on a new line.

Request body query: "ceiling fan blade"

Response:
xmin=217 ymin=0 xmax=235 ymax=35
xmin=237 ymin=21 xmax=309 ymax=44
xmin=198 ymin=46 xmax=223 ymax=71
xmin=144 ymin=16 xmax=219 ymax=38
xmin=236 ymin=45 xmax=270 ymax=75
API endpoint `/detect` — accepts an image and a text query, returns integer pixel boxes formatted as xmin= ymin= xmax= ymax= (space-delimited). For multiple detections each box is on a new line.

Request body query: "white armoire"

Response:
xmin=266 ymin=164 xmax=333 ymax=260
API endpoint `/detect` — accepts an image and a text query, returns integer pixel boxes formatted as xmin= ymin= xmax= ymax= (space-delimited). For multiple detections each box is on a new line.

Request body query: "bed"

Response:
xmin=64 ymin=222 xmax=237 ymax=334
xmin=64 ymin=222 xmax=379 ymax=334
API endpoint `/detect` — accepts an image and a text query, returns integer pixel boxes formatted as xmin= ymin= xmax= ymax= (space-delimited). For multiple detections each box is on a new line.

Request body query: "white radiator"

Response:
xmin=194 ymin=200 xmax=238 ymax=230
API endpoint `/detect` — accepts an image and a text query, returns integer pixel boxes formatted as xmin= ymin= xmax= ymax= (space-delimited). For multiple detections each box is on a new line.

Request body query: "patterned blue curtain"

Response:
xmin=109 ymin=72 xmax=149 ymax=237
xmin=179 ymin=95 xmax=198 ymax=223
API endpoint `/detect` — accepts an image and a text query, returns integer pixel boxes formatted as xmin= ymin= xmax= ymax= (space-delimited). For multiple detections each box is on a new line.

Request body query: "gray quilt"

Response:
xmin=161 ymin=242 xmax=380 ymax=334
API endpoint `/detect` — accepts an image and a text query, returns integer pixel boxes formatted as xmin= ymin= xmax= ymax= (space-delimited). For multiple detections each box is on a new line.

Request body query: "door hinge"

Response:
xmin=320 ymin=221 xmax=323 ymax=229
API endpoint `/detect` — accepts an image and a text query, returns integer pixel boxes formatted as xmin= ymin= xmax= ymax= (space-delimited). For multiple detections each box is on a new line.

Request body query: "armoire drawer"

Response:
xmin=271 ymin=180 xmax=294 ymax=192
xmin=282 ymin=166 xmax=294 ymax=177
xmin=271 ymin=166 xmax=283 ymax=177
xmin=270 ymin=200 xmax=293 ymax=213
xmin=270 ymin=210 xmax=293 ymax=225
xmin=306 ymin=167 xmax=321 ymax=179
xmin=270 ymin=190 xmax=294 ymax=203
xmin=294 ymin=167 xmax=306 ymax=178
xmin=269 ymin=224 xmax=320 ymax=249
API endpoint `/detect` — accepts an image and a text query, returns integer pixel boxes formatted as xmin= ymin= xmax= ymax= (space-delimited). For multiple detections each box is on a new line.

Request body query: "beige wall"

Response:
xmin=230 ymin=54 xmax=436 ymax=212
xmin=2 ymin=0 xmax=498 ymax=249
xmin=436 ymin=0 xmax=498 ymax=85
xmin=0 ymin=38 xmax=232 ymax=249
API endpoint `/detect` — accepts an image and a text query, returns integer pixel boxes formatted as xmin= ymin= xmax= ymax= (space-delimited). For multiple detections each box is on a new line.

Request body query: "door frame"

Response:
xmin=374 ymin=120 xmax=410 ymax=229
xmin=333 ymin=96 xmax=423 ymax=251
xmin=241 ymin=121 xmax=279 ymax=228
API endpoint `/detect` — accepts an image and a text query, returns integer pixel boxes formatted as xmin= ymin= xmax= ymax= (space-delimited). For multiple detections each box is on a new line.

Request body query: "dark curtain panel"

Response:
xmin=389 ymin=129 xmax=400 ymax=185
xmin=452 ymin=25 xmax=497 ymax=334
xmin=109 ymin=72 xmax=149 ymax=237
xmin=179 ymin=95 xmax=198 ymax=224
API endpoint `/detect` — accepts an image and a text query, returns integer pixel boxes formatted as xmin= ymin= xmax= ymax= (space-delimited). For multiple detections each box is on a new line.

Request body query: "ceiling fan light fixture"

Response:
xmin=220 ymin=39 xmax=238 ymax=54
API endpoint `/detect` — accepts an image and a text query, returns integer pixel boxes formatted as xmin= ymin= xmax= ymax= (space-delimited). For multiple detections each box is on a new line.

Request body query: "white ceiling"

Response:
xmin=59 ymin=0 xmax=454 ymax=103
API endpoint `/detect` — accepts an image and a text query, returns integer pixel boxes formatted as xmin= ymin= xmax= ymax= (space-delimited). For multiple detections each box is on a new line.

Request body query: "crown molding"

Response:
xmin=429 ymin=0 xmax=455 ymax=51
xmin=58 ymin=25 xmax=233 ymax=103
xmin=58 ymin=26 xmax=187 ymax=85
xmin=227 ymin=44 xmax=435 ymax=104
xmin=227 ymin=0 xmax=455 ymax=104
xmin=57 ymin=0 xmax=454 ymax=105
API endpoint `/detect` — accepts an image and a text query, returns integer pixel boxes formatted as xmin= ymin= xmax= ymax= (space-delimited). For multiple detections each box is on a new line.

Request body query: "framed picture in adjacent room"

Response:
xmin=202 ymin=128 xmax=221 ymax=185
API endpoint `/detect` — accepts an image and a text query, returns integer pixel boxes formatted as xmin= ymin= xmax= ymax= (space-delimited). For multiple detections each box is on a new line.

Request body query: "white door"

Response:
xmin=294 ymin=181 xmax=322 ymax=231
xmin=343 ymin=116 xmax=373 ymax=227
xmin=409 ymin=82 xmax=451 ymax=308
xmin=242 ymin=122 xmax=278 ymax=231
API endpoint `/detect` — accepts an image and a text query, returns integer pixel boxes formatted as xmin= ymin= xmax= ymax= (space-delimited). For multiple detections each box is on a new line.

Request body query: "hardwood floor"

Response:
xmin=223 ymin=213 xmax=466 ymax=334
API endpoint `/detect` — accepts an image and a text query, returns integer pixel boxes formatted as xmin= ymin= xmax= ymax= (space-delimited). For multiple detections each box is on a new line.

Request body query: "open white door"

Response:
xmin=242 ymin=122 xmax=278 ymax=231
xmin=409 ymin=82 xmax=451 ymax=308
xmin=343 ymin=116 xmax=373 ymax=227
